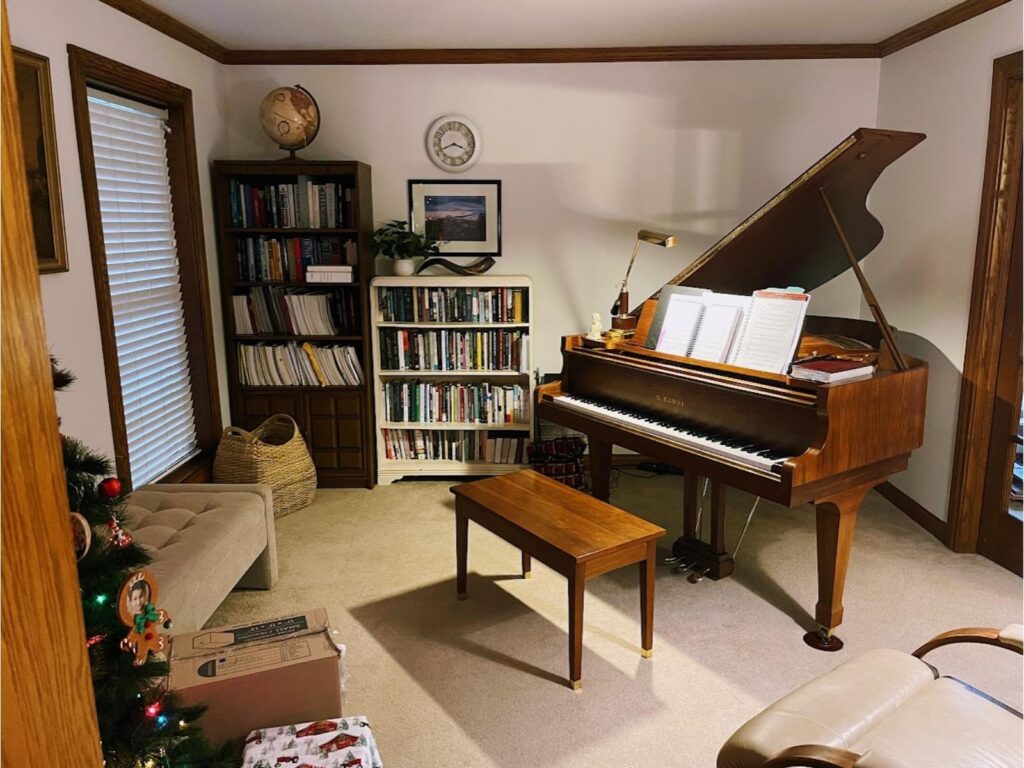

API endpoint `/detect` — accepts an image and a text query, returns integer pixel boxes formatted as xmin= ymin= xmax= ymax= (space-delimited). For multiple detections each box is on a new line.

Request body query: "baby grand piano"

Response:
xmin=536 ymin=128 xmax=928 ymax=651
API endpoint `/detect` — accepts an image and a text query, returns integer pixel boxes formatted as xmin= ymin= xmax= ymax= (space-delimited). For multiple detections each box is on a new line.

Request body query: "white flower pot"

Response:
xmin=393 ymin=258 xmax=416 ymax=276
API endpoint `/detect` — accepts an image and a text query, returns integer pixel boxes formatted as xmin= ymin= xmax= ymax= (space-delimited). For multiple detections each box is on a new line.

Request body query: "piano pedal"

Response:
xmin=663 ymin=554 xmax=686 ymax=565
xmin=671 ymin=560 xmax=694 ymax=574
xmin=688 ymin=568 xmax=710 ymax=584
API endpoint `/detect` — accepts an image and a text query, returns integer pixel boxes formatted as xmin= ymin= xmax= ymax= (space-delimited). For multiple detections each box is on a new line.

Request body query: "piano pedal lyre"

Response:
xmin=670 ymin=536 xmax=735 ymax=581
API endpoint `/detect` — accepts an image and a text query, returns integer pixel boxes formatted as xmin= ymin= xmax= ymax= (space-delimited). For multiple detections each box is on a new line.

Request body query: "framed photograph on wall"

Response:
xmin=13 ymin=47 xmax=68 ymax=274
xmin=409 ymin=179 xmax=501 ymax=258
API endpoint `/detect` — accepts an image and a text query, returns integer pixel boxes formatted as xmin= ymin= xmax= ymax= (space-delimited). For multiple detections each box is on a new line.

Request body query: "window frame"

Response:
xmin=68 ymin=45 xmax=220 ymax=490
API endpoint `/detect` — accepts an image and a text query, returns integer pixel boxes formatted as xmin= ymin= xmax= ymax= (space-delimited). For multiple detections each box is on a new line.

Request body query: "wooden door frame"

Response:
xmin=946 ymin=50 xmax=1023 ymax=552
xmin=1 ymin=3 xmax=104 ymax=763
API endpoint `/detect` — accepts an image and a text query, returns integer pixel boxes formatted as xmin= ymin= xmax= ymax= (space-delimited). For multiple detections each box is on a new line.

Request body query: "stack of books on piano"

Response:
xmin=232 ymin=288 xmax=359 ymax=336
xmin=380 ymin=428 xmax=527 ymax=463
xmin=238 ymin=342 xmax=363 ymax=387
xmin=379 ymin=328 xmax=528 ymax=372
xmin=376 ymin=286 xmax=528 ymax=323
xmin=382 ymin=381 xmax=529 ymax=424
xmin=789 ymin=359 xmax=876 ymax=383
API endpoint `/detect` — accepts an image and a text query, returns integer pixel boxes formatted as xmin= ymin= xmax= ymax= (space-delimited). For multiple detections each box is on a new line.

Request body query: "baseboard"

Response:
xmin=876 ymin=481 xmax=947 ymax=543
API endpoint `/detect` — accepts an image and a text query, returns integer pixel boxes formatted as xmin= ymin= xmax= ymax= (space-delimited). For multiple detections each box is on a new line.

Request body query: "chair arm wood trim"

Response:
xmin=761 ymin=745 xmax=860 ymax=768
xmin=912 ymin=626 xmax=1024 ymax=658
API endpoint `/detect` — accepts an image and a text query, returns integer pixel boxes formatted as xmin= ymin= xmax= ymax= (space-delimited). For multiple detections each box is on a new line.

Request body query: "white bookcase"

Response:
xmin=370 ymin=275 xmax=534 ymax=484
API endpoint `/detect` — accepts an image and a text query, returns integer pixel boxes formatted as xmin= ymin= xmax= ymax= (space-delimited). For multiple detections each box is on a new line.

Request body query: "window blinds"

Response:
xmin=87 ymin=88 xmax=199 ymax=486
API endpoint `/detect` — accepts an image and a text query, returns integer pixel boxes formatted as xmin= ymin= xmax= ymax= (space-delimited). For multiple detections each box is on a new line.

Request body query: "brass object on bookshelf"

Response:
xmin=611 ymin=229 xmax=678 ymax=331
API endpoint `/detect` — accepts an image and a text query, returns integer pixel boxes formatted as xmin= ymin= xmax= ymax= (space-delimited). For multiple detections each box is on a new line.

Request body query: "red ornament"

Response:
xmin=98 ymin=477 xmax=122 ymax=499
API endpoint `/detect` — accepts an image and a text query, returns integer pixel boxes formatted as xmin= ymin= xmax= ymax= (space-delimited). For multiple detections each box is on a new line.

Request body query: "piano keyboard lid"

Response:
xmin=652 ymin=128 xmax=925 ymax=300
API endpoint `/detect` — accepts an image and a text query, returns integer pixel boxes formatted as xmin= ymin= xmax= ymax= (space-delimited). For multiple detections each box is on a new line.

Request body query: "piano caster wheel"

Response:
xmin=803 ymin=628 xmax=845 ymax=652
xmin=688 ymin=568 xmax=710 ymax=584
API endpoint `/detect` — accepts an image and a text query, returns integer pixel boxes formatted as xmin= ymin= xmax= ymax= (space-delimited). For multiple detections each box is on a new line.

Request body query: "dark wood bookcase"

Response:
xmin=211 ymin=160 xmax=376 ymax=488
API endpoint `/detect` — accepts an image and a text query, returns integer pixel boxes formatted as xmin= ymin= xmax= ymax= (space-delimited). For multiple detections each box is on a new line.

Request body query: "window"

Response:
xmin=70 ymin=47 xmax=220 ymax=490
xmin=86 ymin=90 xmax=198 ymax=485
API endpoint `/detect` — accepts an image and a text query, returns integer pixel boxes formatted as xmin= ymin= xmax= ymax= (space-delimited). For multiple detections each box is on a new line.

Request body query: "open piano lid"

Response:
xmin=657 ymin=128 xmax=925 ymax=297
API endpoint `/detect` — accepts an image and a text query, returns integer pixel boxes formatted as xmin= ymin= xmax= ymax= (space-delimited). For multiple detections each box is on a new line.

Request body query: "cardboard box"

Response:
xmin=169 ymin=608 xmax=346 ymax=744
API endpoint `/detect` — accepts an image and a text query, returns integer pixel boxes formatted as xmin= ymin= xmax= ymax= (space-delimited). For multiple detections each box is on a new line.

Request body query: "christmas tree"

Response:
xmin=57 ymin=361 xmax=236 ymax=768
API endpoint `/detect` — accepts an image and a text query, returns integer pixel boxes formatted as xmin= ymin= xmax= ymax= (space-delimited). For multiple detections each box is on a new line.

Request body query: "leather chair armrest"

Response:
xmin=912 ymin=625 xmax=1024 ymax=659
xmin=761 ymin=745 xmax=860 ymax=768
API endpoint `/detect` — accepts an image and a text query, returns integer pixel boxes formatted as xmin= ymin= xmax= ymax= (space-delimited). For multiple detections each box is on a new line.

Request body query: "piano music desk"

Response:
xmin=450 ymin=469 xmax=666 ymax=690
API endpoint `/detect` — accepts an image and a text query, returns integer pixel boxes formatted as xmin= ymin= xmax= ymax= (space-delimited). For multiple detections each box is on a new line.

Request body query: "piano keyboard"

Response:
xmin=553 ymin=394 xmax=792 ymax=477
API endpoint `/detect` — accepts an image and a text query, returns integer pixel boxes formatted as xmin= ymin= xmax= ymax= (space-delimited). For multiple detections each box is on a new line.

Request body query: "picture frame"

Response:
xmin=409 ymin=179 xmax=501 ymax=258
xmin=13 ymin=47 xmax=68 ymax=274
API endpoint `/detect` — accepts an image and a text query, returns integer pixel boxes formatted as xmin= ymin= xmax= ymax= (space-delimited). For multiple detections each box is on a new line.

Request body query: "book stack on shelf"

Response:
xmin=214 ymin=160 xmax=376 ymax=488
xmin=371 ymin=276 xmax=534 ymax=484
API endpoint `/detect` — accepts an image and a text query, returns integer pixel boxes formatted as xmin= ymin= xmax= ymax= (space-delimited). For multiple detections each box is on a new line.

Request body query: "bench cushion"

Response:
xmin=124 ymin=489 xmax=269 ymax=632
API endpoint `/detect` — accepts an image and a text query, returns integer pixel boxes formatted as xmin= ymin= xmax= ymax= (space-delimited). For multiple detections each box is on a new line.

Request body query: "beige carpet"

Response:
xmin=210 ymin=473 xmax=1023 ymax=767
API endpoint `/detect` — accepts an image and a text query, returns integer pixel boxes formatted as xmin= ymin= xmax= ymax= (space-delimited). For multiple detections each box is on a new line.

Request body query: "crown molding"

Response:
xmin=878 ymin=0 xmax=1012 ymax=56
xmin=98 ymin=0 xmax=1012 ymax=65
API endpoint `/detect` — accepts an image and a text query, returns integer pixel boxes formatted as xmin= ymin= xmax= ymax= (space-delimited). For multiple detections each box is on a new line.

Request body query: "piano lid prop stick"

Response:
xmin=818 ymin=188 xmax=909 ymax=371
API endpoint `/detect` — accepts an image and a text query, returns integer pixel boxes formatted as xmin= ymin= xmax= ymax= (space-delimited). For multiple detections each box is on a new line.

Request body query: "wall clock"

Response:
xmin=426 ymin=115 xmax=480 ymax=172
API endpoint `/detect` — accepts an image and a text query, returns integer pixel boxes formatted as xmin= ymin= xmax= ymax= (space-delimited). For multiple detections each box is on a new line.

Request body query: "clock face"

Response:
xmin=427 ymin=115 xmax=480 ymax=172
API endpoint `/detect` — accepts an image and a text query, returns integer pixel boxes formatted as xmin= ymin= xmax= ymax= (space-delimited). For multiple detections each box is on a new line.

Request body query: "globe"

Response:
xmin=259 ymin=85 xmax=320 ymax=152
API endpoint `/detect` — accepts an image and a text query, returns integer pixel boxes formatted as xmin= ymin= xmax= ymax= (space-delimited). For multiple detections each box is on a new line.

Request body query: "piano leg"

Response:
xmin=588 ymin=438 xmax=612 ymax=501
xmin=803 ymin=483 xmax=873 ymax=652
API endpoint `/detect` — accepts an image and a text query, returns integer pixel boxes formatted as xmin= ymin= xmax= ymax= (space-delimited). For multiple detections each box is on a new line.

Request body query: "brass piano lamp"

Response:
xmin=611 ymin=229 xmax=678 ymax=331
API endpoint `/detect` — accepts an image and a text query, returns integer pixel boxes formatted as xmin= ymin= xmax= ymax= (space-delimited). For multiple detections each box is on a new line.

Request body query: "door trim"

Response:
xmin=946 ymin=51 xmax=1023 ymax=552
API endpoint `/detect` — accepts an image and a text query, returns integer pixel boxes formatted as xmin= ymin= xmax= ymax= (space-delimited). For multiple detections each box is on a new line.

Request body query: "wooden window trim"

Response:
xmin=67 ymin=45 xmax=221 ymax=491
xmin=946 ymin=51 xmax=1023 ymax=551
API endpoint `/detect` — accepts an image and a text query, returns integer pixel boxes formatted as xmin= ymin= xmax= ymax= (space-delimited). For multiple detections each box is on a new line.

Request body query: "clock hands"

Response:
xmin=441 ymin=141 xmax=465 ymax=151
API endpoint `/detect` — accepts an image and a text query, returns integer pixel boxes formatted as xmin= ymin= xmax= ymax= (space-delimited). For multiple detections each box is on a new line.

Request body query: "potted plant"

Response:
xmin=372 ymin=219 xmax=441 ymax=276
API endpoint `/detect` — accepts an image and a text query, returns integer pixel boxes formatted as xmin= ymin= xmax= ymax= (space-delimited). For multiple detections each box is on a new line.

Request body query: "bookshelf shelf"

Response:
xmin=380 ymin=421 xmax=530 ymax=431
xmin=213 ymin=159 xmax=377 ymax=489
xmin=371 ymin=275 xmax=534 ymax=484
xmin=225 ymin=227 xmax=359 ymax=235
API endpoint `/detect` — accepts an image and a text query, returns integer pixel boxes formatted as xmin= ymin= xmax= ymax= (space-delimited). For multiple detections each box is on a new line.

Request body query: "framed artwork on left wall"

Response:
xmin=409 ymin=179 xmax=501 ymax=258
xmin=13 ymin=47 xmax=68 ymax=274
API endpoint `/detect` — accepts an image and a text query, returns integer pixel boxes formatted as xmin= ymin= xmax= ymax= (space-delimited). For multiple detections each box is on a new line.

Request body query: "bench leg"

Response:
xmin=568 ymin=565 xmax=585 ymax=690
xmin=456 ymin=510 xmax=468 ymax=600
xmin=640 ymin=541 xmax=655 ymax=658
xmin=521 ymin=551 xmax=532 ymax=579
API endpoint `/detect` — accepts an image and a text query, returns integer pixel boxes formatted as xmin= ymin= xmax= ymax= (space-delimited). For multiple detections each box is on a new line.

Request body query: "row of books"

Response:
xmin=238 ymin=343 xmax=363 ymax=387
xmin=235 ymin=236 xmax=357 ymax=283
xmin=379 ymin=329 xmax=528 ymax=372
xmin=229 ymin=178 xmax=355 ymax=229
xmin=382 ymin=381 xmax=529 ymax=425
xmin=376 ymin=287 xmax=529 ymax=323
xmin=232 ymin=287 xmax=360 ymax=336
xmin=380 ymin=428 xmax=528 ymax=463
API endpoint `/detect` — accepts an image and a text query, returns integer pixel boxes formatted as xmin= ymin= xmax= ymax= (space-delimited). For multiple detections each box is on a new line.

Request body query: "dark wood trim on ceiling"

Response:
xmin=946 ymin=51 xmax=1023 ymax=553
xmin=878 ymin=0 xmax=1012 ymax=56
xmin=98 ymin=0 xmax=1011 ymax=65
xmin=876 ymin=482 xmax=947 ymax=543
xmin=221 ymin=44 xmax=880 ymax=66
xmin=97 ymin=0 xmax=228 ymax=62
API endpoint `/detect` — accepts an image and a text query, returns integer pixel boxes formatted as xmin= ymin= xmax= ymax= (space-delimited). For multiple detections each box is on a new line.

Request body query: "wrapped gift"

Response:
xmin=241 ymin=717 xmax=383 ymax=768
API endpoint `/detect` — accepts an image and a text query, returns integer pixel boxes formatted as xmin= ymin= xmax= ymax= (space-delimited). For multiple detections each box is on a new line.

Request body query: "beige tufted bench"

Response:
xmin=123 ymin=483 xmax=278 ymax=632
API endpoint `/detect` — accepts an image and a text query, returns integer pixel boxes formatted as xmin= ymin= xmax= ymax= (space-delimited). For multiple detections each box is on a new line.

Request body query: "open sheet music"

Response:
xmin=646 ymin=286 xmax=810 ymax=373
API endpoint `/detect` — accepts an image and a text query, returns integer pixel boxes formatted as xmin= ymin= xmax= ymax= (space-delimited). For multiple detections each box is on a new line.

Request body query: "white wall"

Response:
xmin=221 ymin=60 xmax=881 ymax=375
xmin=8 ymin=0 xmax=231 ymax=462
xmin=870 ymin=0 xmax=1022 ymax=521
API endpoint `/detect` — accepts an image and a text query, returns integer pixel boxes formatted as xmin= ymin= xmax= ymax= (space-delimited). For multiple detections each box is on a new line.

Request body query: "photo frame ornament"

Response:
xmin=117 ymin=569 xmax=171 ymax=665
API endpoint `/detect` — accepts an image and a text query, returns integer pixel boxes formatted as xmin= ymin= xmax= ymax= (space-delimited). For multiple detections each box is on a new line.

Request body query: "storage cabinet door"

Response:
xmin=307 ymin=392 xmax=365 ymax=475
xmin=235 ymin=392 xmax=306 ymax=434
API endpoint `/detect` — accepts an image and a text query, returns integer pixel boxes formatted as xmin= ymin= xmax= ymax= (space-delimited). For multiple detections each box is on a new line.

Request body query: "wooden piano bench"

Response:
xmin=450 ymin=469 xmax=665 ymax=690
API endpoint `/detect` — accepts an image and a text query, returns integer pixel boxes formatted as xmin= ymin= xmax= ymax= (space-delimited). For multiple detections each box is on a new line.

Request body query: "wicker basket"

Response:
xmin=212 ymin=414 xmax=316 ymax=518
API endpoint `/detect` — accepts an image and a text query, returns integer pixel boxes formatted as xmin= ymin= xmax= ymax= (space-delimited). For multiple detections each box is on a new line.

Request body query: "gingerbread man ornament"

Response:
xmin=117 ymin=569 xmax=171 ymax=665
